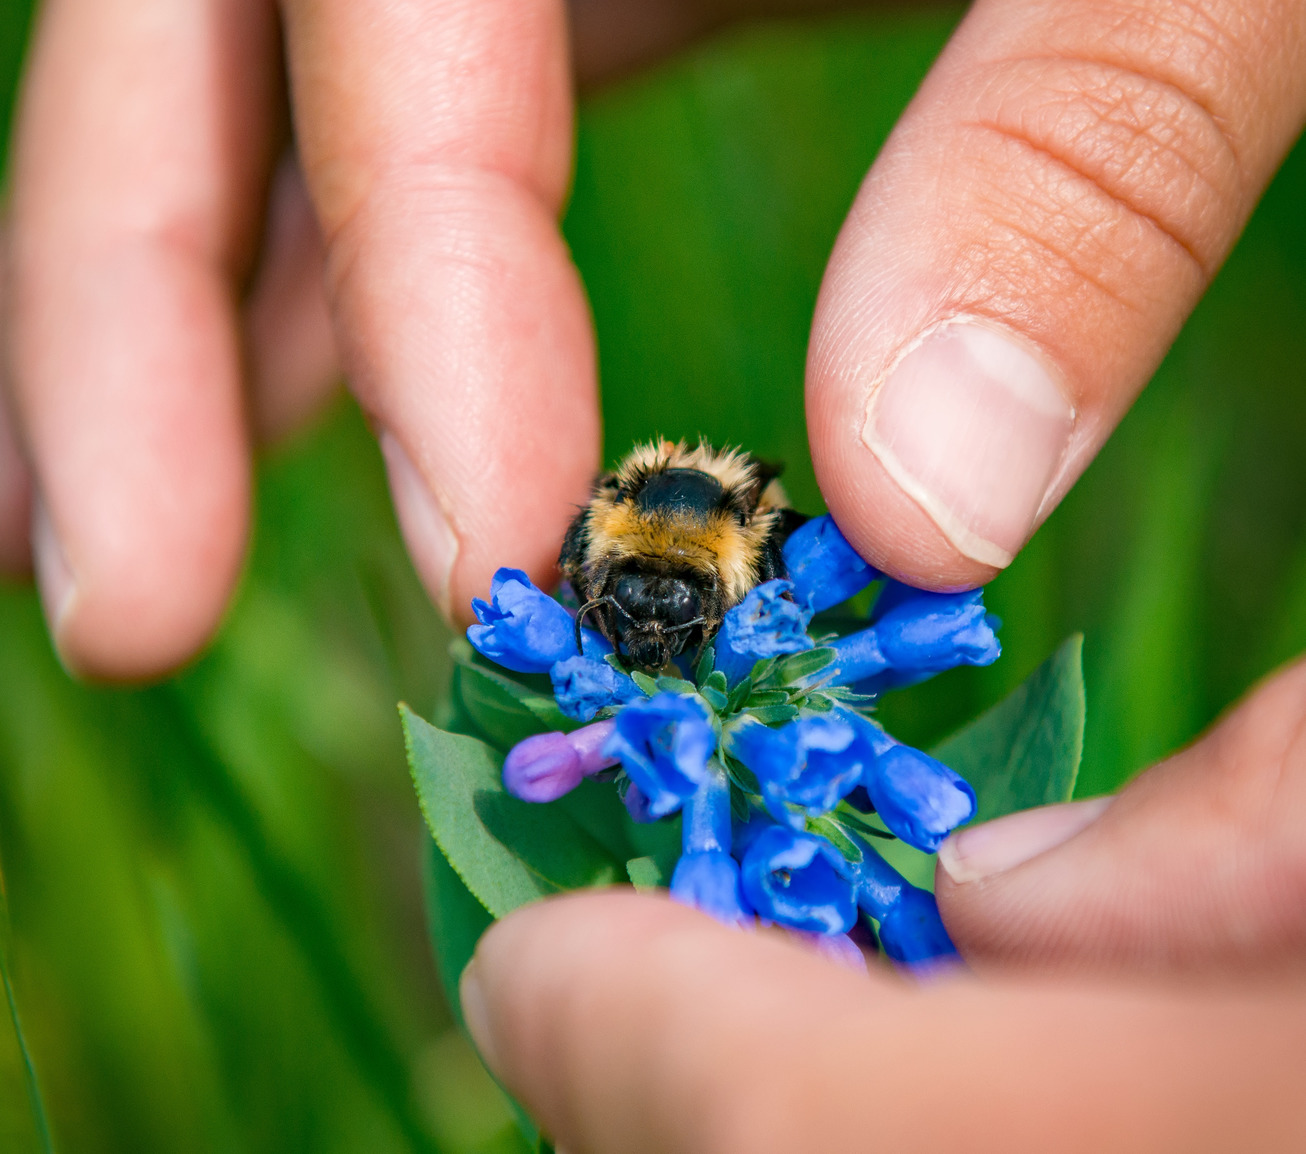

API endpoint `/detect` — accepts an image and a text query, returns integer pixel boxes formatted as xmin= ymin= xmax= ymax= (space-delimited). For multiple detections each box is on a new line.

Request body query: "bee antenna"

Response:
xmin=574 ymin=598 xmax=607 ymax=654
xmin=665 ymin=616 xmax=708 ymax=634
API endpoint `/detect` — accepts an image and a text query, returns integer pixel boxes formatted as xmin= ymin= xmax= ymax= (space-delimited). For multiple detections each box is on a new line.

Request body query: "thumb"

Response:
xmin=936 ymin=657 xmax=1306 ymax=974
xmin=807 ymin=0 xmax=1306 ymax=587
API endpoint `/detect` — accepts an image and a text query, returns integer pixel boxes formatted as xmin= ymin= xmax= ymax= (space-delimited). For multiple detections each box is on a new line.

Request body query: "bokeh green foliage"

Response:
xmin=1 ymin=3 xmax=1305 ymax=1151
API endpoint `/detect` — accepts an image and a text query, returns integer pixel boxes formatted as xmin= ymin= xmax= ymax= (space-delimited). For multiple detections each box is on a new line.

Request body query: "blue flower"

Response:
xmin=714 ymin=579 xmax=813 ymax=684
xmin=671 ymin=851 xmax=751 ymax=926
xmin=728 ymin=714 xmax=866 ymax=825
xmin=602 ymin=694 xmax=717 ymax=819
xmin=550 ymin=654 xmax=642 ymax=721
xmin=877 ymin=887 xmax=960 ymax=968
xmin=739 ymin=825 xmax=856 ymax=934
xmin=849 ymin=836 xmax=959 ymax=967
xmin=502 ymin=720 xmax=618 ymax=803
xmin=844 ymin=713 xmax=975 ymax=852
xmin=468 ymin=568 xmax=611 ymax=674
xmin=830 ymin=584 xmax=1000 ymax=692
xmin=781 ymin=515 xmax=878 ymax=613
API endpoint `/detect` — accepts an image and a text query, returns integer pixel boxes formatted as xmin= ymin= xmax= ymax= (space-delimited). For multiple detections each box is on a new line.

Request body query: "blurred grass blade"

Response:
xmin=0 ymin=863 xmax=54 ymax=1154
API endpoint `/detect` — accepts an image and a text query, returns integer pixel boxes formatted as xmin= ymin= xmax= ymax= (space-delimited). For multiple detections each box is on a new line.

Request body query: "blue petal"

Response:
xmin=729 ymin=714 xmax=865 ymax=825
xmin=550 ymin=654 xmax=641 ymax=721
xmin=602 ymin=694 xmax=717 ymax=819
xmin=830 ymin=583 xmax=1000 ymax=691
xmin=846 ymin=714 xmax=975 ymax=852
xmin=782 ymin=515 xmax=878 ymax=613
xmin=740 ymin=825 xmax=856 ymax=934
xmin=670 ymin=851 xmax=752 ymax=927
xmin=466 ymin=567 xmax=582 ymax=674
xmin=715 ymin=579 xmax=813 ymax=684
xmin=848 ymin=837 xmax=960 ymax=968
xmin=877 ymin=887 xmax=960 ymax=968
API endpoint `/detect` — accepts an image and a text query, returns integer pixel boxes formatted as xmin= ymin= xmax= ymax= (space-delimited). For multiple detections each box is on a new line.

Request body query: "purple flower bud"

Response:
xmin=847 ymin=714 xmax=975 ymax=852
xmin=468 ymin=568 xmax=608 ymax=674
xmin=670 ymin=851 xmax=752 ymax=927
xmin=502 ymin=720 xmax=617 ymax=803
xmin=550 ymin=654 xmax=642 ymax=722
xmin=728 ymin=714 xmax=866 ymax=825
xmin=830 ymin=584 xmax=1000 ymax=692
xmin=740 ymin=825 xmax=856 ymax=935
xmin=714 ymin=579 xmax=813 ymax=684
xmin=602 ymin=694 xmax=717 ymax=819
xmin=781 ymin=515 xmax=878 ymax=613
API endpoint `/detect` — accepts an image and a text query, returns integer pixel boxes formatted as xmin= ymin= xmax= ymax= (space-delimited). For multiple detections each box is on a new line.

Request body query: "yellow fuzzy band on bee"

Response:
xmin=585 ymin=497 xmax=782 ymax=605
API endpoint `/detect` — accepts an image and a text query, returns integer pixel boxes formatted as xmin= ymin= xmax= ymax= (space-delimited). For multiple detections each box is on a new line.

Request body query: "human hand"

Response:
xmin=458 ymin=656 xmax=1306 ymax=1153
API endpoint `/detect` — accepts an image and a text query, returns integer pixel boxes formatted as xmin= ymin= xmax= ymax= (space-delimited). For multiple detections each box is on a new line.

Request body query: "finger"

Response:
xmin=242 ymin=151 xmax=341 ymax=444
xmin=463 ymin=891 xmax=1306 ymax=1154
xmin=281 ymin=0 xmax=599 ymax=622
xmin=938 ymin=658 xmax=1306 ymax=974
xmin=807 ymin=0 xmax=1306 ymax=588
xmin=7 ymin=0 xmax=280 ymax=677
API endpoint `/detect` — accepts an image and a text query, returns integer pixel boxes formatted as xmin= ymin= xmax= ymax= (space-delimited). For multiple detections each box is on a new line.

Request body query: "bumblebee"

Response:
xmin=560 ymin=440 xmax=806 ymax=671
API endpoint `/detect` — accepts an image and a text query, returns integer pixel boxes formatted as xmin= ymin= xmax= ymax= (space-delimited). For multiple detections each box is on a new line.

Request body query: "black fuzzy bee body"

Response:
xmin=559 ymin=441 xmax=806 ymax=671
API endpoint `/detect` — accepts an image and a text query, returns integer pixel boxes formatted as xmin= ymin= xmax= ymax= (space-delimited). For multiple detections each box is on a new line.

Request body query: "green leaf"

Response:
xmin=455 ymin=663 xmax=572 ymax=750
xmin=654 ymin=675 xmax=697 ymax=696
xmin=931 ymin=634 xmax=1086 ymax=823
xmin=422 ymin=843 xmax=494 ymax=1028
xmin=725 ymin=677 xmax=754 ymax=713
xmin=744 ymin=689 xmax=789 ymax=707
xmin=747 ymin=703 xmax=800 ymax=726
xmin=626 ymin=857 xmax=665 ymax=890
xmin=700 ymin=685 xmax=730 ymax=712
xmin=631 ymin=670 xmax=659 ymax=697
xmin=407 ymin=705 xmax=625 ymax=920
xmin=773 ymin=646 xmax=836 ymax=685
xmin=694 ymin=644 xmax=717 ymax=684
xmin=701 ymin=669 xmax=728 ymax=695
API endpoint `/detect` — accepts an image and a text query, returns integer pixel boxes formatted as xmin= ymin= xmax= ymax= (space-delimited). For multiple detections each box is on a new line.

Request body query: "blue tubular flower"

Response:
xmin=781 ymin=514 xmax=879 ymax=613
xmin=550 ymin=655 xmax=642 ymax=722
xmin=503 ymin=720 xmax=618 ymax=803
xmin=671 ymin=763 xmax=751 ymax=926
xmin=468 ymin=568 xmax=610 ymax=673
xmin=829 ymin=584 xmax=1000 ymax=692
xmin=714 ymin=579 xmax=813 ymax=684
xmin=739 ymin=825 xmax=856 ymax=934
xmin=602 ymin=694 xmax=717 ymax=819
xmin=849 ymin=837 xmax=959 ymax=968
xmin=878 ymin=887 xmax=960 ymax=968
xmin=728 ymin=714 xmax=866 ymax=825
xmin=845 ymin=713 xmax=975 ymax=853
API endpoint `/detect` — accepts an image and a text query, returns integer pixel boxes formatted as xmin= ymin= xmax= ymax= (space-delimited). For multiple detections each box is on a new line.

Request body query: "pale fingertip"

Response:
xmin=458 ymin=958 xmax=504 ymax=1080
xmin=862 ymin=319 xmax=1075 ymax=569
xmin=938 ymin=797 xmax=1113 ymax=885
xmin=31 ymin=492 xmax=77 ymax=648
xmin=379 ymin=431 xmax=460 ymax=617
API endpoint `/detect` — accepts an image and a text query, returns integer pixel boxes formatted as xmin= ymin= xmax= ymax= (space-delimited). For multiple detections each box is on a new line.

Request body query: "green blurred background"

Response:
xmin=2 ymin=3 xmax=1305 ymax=1151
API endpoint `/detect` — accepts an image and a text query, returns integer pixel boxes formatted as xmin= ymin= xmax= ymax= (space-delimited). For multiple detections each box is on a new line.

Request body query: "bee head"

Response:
xmin=610 ymin=571 xmax=703 ymax=670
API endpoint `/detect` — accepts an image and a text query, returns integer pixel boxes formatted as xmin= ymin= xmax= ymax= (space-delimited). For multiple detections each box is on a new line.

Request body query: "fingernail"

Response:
xmin=938 ymin=797 xmax=1111 ymax=884
xmin=459 ymin=959 xmax=503 ymax=1077
xmin=379 ymin=432 xmax=459 ymax=615
xmin=863 ymin=320 xmax=1075 ymax=568
xmin=31 ymin=493 xmax=77 ymax=640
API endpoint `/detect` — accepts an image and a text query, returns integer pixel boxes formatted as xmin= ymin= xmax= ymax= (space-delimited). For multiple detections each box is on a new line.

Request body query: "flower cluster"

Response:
xmin=468 ymin=515 xmax=1001 ymax=969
